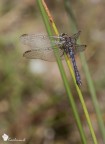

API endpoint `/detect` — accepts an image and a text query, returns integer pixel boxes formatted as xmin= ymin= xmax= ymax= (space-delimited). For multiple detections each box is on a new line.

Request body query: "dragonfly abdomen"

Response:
xmin=74 ymin=65 xmax=82 ymax=86
xmin=69 ymin=49 xmax=82 ymax=86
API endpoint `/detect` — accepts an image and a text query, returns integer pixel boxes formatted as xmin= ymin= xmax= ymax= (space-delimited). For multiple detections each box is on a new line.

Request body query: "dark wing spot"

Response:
xmin=23 ymin=50 xmax=31 ymax=57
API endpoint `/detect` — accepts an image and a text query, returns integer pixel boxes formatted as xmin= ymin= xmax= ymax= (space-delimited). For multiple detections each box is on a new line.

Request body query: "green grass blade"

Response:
xmin=36 ymin=0 xmax=87 ymax=143
xmin=64 ymin=0 xmax=105 ymax=143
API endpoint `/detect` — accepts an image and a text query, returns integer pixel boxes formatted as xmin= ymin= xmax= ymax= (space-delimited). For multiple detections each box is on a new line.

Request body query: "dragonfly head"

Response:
xmin=61 ymin=33 xmax=68 ymax=37
xmin=60 ymin=33 xmax=69 ymax=42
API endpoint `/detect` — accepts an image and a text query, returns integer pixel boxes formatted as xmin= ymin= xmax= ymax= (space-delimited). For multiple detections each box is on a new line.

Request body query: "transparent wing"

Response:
xmin=70 ymin=31 xmax=81 ymax=44
xmin=23 ymin=48 xmax=64 ymax=61
xmin=20 ymin=34 xmax=64 ymax=49
xmin=74 ymin=44 xmax=87 ymax=54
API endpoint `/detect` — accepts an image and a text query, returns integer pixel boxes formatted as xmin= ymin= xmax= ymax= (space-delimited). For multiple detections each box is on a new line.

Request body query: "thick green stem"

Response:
xmin=36 ymin=0 xmax=87 ymax=143
xmin=64 ymin=0 xmax=105 ymax=143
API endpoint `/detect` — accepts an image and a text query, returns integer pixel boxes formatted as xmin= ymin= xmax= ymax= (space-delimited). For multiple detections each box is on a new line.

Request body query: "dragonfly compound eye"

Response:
xmin=61 ymin=33 xmax=68 ymax=37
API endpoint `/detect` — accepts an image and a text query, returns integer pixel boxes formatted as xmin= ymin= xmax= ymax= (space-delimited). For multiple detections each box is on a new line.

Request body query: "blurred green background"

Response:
xmin=0 ymin=0 xmax=105 ymax=144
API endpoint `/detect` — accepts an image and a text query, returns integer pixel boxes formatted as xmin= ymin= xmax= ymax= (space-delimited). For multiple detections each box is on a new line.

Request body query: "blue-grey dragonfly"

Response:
xmin=20 ymin=31 xmax=86 ymax=86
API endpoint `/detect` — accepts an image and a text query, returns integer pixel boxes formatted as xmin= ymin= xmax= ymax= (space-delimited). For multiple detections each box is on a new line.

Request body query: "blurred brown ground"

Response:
xmin=0 ymin=0 xmax=105 ymax=144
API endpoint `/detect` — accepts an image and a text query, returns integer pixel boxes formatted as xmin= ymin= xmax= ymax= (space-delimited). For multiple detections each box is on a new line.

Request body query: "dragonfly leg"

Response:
xmin=60 ymin=51 xmax=64 ymax=57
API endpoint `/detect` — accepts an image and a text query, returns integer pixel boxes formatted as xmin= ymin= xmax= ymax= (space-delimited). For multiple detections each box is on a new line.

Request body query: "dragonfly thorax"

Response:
xmin=60 ymin=33 xmax=74 ymax=53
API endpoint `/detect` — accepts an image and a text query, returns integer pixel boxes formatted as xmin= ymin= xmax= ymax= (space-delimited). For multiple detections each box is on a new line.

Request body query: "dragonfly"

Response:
xmin=20 ymin=31 xmax=86 ymax=86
